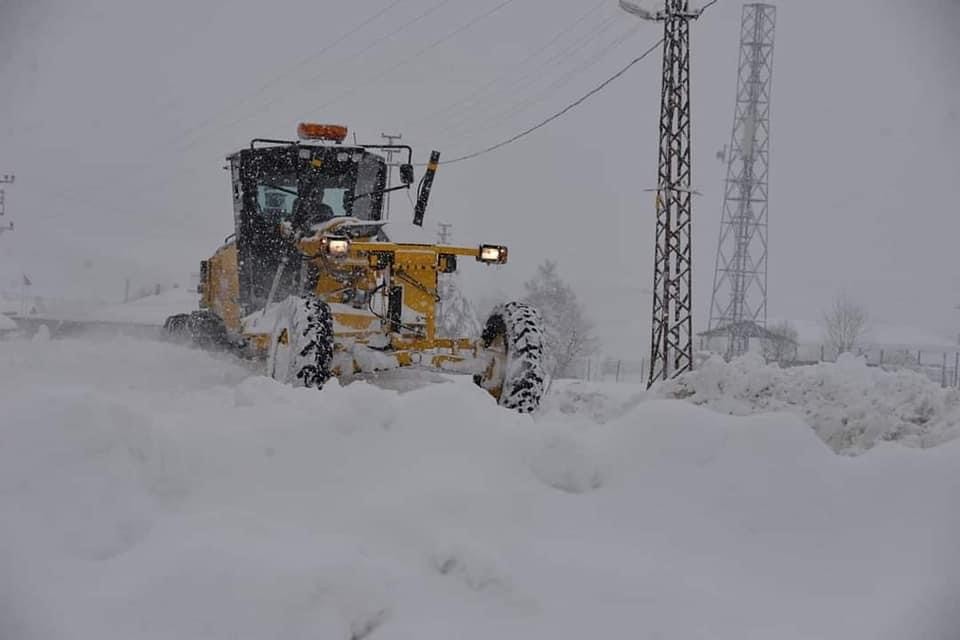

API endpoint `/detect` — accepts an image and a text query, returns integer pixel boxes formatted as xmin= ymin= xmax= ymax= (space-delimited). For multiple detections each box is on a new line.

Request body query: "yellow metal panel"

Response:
xmin=333 ymin=311 xmax=379 ymax=332
xmin=205 ymin=242 xmax=241 ymax=331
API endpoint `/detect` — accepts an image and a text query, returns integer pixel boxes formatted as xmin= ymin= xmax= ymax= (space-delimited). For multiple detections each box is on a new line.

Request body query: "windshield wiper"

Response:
xmin=345 ymin=183 xmax=410 ymax=204
xmin=261 ymin=183 xmax=298 ymax=197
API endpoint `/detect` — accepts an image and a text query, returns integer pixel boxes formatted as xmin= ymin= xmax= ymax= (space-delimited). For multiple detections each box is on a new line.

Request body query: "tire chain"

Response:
xmin=492 ymin=301 xmax=547 ymax=413
xmin=294 ymin=297 xmax=334 ymax=389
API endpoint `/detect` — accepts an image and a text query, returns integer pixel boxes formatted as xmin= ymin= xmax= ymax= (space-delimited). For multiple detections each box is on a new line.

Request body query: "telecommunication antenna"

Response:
xmin=0 ymin=174 xmax=14 ymax=235
xmin=707 ymin=3 xmax=776 ymax=358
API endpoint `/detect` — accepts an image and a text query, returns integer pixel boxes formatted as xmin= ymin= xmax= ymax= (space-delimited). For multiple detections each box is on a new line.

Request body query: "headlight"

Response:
xmin=323 ymin=236 xmax=351 ymax=258
xmin=478 ymin=244 xmax=508 ymax=264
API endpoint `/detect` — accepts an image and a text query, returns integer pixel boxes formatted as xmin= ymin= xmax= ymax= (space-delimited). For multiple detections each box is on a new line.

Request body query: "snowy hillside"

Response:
xmin=2 ymin=336 xmax=960 ymax=638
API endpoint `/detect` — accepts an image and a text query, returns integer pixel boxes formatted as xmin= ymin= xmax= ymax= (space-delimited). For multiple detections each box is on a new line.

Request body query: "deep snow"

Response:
xmin=2 ymin=336 xmax=960 ymax=639
xmin=12 ymin=286 xmax=200 ymax=327
xmin=656 ymin=353 xmax=960 ymax=454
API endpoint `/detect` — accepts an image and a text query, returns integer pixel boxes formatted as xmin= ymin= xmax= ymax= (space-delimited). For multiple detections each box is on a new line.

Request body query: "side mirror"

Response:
xmin=399 ymin=164 xmax=414 ymax=185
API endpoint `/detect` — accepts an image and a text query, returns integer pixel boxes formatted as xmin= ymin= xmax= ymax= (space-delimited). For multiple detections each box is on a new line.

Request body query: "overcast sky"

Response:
xmin=0 ymin=0 xmax=958 ymax=358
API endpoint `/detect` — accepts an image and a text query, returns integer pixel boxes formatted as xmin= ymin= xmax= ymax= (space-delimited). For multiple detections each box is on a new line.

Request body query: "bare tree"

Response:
xmin=822 ymin=291 xmax=869 ymax=354
xmin=761 ymin=320 xmax=799 ymax=365
xmin=521 ymin=260 xmax=598 ymax=379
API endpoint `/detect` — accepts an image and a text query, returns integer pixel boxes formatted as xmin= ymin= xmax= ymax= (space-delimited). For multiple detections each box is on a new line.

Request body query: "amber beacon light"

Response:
xmin=297 ymin=123 xmax=348 ymax=143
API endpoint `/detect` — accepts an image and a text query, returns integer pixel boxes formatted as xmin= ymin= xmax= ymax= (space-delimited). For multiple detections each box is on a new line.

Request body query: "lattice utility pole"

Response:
xmin=435 ymin=222 xmax=453 ymax=330
xmin=0 ymin=174 xmax=14 ymax=236
xmin=437 ymin=222 xmax=453 ymax=244
xmin=380 ymin=133 xmax=402 ymax=219
xmin=707 ymin=4 xmax=776 ymax=359
xmin=620 ymin=0 xmax=704 ymax=387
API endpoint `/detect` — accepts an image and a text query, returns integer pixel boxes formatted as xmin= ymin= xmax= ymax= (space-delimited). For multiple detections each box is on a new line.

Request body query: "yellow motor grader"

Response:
xmin=164 ymin=123 xmax=545 ymax=412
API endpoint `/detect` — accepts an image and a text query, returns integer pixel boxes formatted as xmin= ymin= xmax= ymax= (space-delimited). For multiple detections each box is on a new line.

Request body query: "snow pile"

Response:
xmin=541 ymin=379 xmax=647 ymax=424
xmin=2 ymin=337 xmax=960 ymax=638
xmin=8 ymin=287 xmax=200 ymax=327
xmin=657 ymin=353 xmax=960 ymax=454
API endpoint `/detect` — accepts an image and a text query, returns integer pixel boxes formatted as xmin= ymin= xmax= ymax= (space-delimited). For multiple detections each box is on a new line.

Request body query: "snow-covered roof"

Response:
xmin=698 ymin=320 xmax=791 ymax=341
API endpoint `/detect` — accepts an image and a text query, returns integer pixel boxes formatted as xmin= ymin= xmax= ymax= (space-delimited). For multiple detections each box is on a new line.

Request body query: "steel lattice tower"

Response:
xmin=647 ymin=0 xmax=699 ymax=388
xmin=0 ymin=174 xmax=14 ymax=236
xmin=707 ymin=3 xmax=776 ymax=358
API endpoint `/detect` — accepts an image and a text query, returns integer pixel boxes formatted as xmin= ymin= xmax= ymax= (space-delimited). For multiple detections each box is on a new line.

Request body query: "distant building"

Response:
xmin=698 ymin=321 xmax=794 ymax=359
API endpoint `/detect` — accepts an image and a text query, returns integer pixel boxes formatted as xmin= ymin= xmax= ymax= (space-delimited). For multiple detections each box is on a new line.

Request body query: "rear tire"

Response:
xmin=162 ymin=311 xmax=229 ymax=349
xmin=187 ymin=310 xmax=229 ymax=348
xmin=268 ymin=295 xmax=334 ymax=389
xmin=477 ymin=302 xmax=546 ymax=413
xmin=163 ymin=313 xmax=191 ymax=339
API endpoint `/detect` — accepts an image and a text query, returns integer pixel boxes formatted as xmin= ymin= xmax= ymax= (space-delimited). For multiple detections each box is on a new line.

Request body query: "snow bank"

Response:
xmin=540 ymin=379 xmax=647 ymax=424
xmin=656 ymin=353 xmax=960 ymax=454
xmin=2 ymin=338 xmax=960 ymax=638
xmin=9 ymin=287 xmax=200 ymax=327
xmin=79 ymin=287 xmax=200 ymax=325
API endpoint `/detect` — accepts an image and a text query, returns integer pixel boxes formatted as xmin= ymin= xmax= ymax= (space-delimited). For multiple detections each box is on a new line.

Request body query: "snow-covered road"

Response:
xmin=2 ymin=336 xmax=959 ymax=639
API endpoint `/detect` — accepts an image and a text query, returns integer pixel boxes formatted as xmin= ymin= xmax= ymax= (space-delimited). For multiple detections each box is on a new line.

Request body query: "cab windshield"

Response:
xmin=256 ymin=182 xmax=349 ymax=220
xmin=252 ymin=148 xmax=386 ymax=225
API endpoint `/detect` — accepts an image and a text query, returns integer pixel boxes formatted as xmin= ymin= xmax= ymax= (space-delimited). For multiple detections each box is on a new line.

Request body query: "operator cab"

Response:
xmin=227 ymin=124 xmax=395 ymax=314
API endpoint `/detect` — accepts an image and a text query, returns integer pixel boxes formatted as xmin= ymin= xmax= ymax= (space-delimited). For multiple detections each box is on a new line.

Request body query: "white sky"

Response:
xmin=0 ymin=0 xmax=958 ymax=358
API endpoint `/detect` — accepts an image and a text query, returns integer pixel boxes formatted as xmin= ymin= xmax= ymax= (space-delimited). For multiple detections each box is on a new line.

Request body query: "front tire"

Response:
xmin=268 ymin=295 xmax=334 ymax=389
xmin=476 ymin=301 xmax=546 ymax=413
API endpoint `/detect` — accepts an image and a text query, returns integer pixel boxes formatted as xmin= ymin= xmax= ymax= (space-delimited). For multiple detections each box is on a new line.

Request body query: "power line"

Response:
xmin=180 ymin=0 xmax=457 ymax=150
xmin=46 ymin=4 xmax=661 ymax=221
xmin=67 ymin=0 xmax=420 ymax=202
xmin=432 ymin=0 xmax=724 ymax=166
xmin=48 ymin=0 xmax=493 ymax=214
xmin=433 ymin=12 xmax=624 ymax=138
xmin=296 ymin=0 xmax=520 ymax=120
xmin=447 ymin=20 xmax=641 ymax=141
xmin=300 ymin=0 xmax=458 ymax=87
xmin=176 ymin=0 xmax=407 ymax=145
xmin=403 ymin=0 xmax=609 ymax=131
xmin=427 ymin=37 xmax=663 ymax=166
